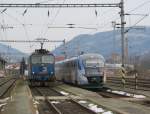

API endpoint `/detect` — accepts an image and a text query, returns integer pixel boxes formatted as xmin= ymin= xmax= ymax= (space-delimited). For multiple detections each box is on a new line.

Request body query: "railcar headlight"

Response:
xmin=51 ymin=72 xmax=53 ymax=74
xmin=32 ymin=72 xmax=35 ymax=74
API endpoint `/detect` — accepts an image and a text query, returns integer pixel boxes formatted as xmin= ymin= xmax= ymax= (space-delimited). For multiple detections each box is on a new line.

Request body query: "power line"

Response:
xmin=48 ymin=25 xmax=97 ymax=30
xmin=0 ymin=3 xmax=120 ymax=8
xmin=35 ymin=0 xmax=56 ymax=4
xmin=128 ymin=0 xmax=150 ymax=13
xmin=38 ymin=0 xmax=62 ymax=38
xmin=0 ymin=39 xmax=64 ymax=43
xmin=125 ymin=14 xmax=149 ymax=33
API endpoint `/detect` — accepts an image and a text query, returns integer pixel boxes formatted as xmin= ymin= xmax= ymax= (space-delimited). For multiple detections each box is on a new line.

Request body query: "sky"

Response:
xmin=0 ymin=0 xmax=150 ymax=54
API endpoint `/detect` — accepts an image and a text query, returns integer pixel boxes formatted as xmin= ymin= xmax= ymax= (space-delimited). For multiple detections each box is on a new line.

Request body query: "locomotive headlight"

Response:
xmin=51 ymin=72 xmax=53 ymax=74
xmin=32 ymin=72 xmax=35 ymax=74
xmin=91 ymin=77 xmax=96 ymax=82
xmin=93 ymin=78 xmax=96 ymax=80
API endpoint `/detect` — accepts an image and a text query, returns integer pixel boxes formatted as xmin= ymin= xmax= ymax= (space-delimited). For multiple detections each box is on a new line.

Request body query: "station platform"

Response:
xmin=1 ymin=80 xmax=36 ymax=114
xmin=54 ymin=84 xmax=150 ymax=114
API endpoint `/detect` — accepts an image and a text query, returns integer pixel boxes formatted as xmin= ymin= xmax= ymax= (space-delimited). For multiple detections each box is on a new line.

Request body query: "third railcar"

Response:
xmin=55 ymin=53 xmax=105 ymax=89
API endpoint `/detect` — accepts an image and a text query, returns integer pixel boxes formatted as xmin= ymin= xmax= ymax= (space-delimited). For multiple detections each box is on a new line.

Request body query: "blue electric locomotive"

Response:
xmin=28 ymin=49 xmax=55 ymax=86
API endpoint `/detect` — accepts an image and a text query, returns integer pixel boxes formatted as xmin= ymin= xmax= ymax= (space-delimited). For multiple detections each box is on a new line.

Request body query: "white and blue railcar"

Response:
xmin=55 ymin=53 xmax=105 ymax=88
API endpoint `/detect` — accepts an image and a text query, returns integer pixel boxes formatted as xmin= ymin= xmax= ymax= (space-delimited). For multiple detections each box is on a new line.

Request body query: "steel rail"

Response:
xmin=49 ymin=88 xmax=63 ymax=96
xmin=0 ymin=78 xmax=13 ymax=86
xmin=46 ymin=100 xmax=62 ymax=114
xmin=34 ymin=87 xmax=62 ymax=114
xmin=97 ymin=91 xmax=130 ymax=98
xmin=0 ymin=79 xmax=17 ymax=97
xmin=35 ymin=87 xmax=62 ymax=96
xmin=70 ymin=99 xmax=97 ymax=114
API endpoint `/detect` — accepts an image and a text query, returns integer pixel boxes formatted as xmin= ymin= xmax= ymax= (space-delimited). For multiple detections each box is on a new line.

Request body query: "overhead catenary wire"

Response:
xmin=36 ymin=0 xmax=56 ymax=4
xmin=0 ymin=39 xmax=64 ymax=43
xmin=48 ymin=25 xmax=97 ymax=30
xmin=1 ymin=12 xmax=12 ymax=59
xmin=0 ymin=10 xmax=35 ymax=53
xmin=37 ymin=0 xmax=59 ymax=38
xmin=41 ymin=0 xmax=66 ymax=37
xmin=99 ymin=1 xmax=150 ymax=31
xmin=125 ymin=14 xmax=149 ymax=33
xmin=128 ymin=0 xmax=150 ymax=13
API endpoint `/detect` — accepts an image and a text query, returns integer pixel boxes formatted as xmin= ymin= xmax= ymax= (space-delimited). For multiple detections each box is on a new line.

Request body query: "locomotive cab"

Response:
xmin=28 ymin=49 xmax=55 ymax=86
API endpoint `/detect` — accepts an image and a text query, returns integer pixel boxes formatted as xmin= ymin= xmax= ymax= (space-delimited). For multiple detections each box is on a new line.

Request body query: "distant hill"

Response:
xmin=53 ymin=26 xmax=150 ymax=59
xmin=0 ymin=43 xmax=27 ymax=63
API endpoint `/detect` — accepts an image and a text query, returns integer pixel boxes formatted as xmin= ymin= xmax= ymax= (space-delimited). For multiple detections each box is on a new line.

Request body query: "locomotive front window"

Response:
xmin=31 ymin=55 xmax=54 ymax=64
xmin=31 ymin=55 xmax=41 ymax=64
xmin=42 ymin=55 xmax=54 ymax=63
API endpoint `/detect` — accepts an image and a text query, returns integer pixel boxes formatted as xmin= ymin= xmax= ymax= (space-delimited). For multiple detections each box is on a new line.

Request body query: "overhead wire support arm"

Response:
xmin=0 ymin=3 xmax=120 ymax=8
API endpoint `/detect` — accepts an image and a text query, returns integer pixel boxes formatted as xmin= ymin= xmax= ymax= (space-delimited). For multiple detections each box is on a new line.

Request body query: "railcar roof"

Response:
xmin=79 ymin=53 xmax=105 ymax=61
xmin=56 ymin=53 xmax=105 ymax=64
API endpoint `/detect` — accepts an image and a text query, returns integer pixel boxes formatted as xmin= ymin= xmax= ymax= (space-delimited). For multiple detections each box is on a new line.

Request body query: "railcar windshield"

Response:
xmin=85 ymin=67 xmax=103 ymax=76
xmin=31 ymin=55 xmax=54 ymax=64
xmin=84 ymin=58 xmax=105 ymax=67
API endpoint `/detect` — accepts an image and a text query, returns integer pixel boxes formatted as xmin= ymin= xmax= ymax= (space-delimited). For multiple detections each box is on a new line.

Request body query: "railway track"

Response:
xmin=0 ymin=78 xmax=17 ymax=98
xmin=97 ymin=90 xmax=130 ymax=98
xmin=31 ymin=87 xmax=62 ymax=96
xmin=31 ymin=87 xmax=99 ymax=114
xmin=97 ymin=89 xmax=150 ymax=108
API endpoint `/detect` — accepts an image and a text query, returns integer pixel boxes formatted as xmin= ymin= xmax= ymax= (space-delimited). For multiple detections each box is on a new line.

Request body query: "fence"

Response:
xmin=106 ymin=76 xmax=150 ymax=91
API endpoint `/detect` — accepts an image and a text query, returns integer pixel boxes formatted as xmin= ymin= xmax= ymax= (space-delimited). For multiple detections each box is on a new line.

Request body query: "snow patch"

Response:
xmin=1 ymin=108 xmax=5 ymax=112
xmin=36 ymin=110 xmax=39 ymax=114
xmin=60 ymin=91 xmax=69 ymax=96
xmin=89 ymin=104 xmax=105 ymax=113
xmin=78 ymin=100 xmax=87 ymax=104
xmin=133 ymin=95 xmax=146 ymax=99
xmin=108 ymin=90 xmax=146 ymax=98
xmin=0 ymin=97 xmax=10 ymax=102
xmin=102 ymin=111 xmax=113 ymax=114
xmin=107 ymin=89 xmax=111 ymax=92
xmin=33 ymin=101 xmax=40 ymax=105
xmin=51 ymin=101 xmax=60 ymax=104
xmin=111 ymin=90 xmax=126 ymax=95
xmin=88 ymin=103 xmax=94 ymax=107
xmin=0 ymin=103 xmax=7 ymax=107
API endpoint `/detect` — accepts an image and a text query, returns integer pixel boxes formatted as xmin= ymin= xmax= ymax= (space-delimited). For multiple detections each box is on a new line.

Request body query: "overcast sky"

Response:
xmin=0 ymin=0 xmax=150 ymax=54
